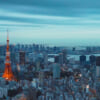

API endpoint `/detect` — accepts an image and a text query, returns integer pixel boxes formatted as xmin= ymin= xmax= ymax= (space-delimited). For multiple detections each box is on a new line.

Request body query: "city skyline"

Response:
xmin=0 ymin=0 xmax=100 ymax=46
xmin=1 ymin=1 xmax=100 ymax=99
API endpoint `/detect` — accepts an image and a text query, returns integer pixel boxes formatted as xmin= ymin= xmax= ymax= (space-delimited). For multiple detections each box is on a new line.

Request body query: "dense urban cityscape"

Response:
xmin=0 ymin=0 xmax=100 ymax=99
xmin=0 ymin=34 xmax=100 ymax=100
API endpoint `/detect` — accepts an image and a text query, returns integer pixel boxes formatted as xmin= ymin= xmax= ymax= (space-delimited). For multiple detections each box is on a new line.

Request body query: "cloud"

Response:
xmin=0 ymin=0 xmax=100 ymax=27
xmin=1 ymin=0 xmax=100 ymax=16
xmin=0 ymin=0 xmax=100 ymax=45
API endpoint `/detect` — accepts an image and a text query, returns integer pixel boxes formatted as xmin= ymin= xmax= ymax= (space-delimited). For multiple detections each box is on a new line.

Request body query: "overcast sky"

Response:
xmin=0 ymin=0 xmax=100 ymax=46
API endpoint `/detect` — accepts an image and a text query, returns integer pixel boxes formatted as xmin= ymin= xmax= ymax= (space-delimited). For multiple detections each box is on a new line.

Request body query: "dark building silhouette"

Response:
xmin=96 ymin=56 xmax=100 ymax=96
xmin=96 ymin=56 xmax=100 ymax=66
xmin=90 ymin=55 xmax=96 ymax=65
xmin=54 ymin=55 xmax=59 ymax=63
xmin=62 ymin=49 xmax=67 ymax=64
xmin=19 ymin=51 xmax=25 ymax=65
xmin=80 ymin=55 xmax=86 ymax=65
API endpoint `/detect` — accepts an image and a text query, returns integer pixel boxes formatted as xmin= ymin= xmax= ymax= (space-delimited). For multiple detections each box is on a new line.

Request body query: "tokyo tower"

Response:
xmin=2 ymin=31 xmax=16 ymax=81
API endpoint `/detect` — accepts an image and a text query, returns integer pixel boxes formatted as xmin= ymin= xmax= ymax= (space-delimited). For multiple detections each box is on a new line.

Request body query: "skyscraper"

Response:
xmin=96 ymin=56 xmax=100 ymax=78
xmin=19 ymin=51 xmax=25 ymax=65
xmin=59 ymin=53 xmax=63 ymax=65
xmin=96 ymin=56 xmax=100 ymax=95
xmin=80 ymin=55 xmax=86 ymax=65
xmin=62 ymin=49 xmax=67 ymax=64
xmin=53 ymin=63 xmax=60 ymax=79
xmin=89 ymin=55 xmax=96 ymax=65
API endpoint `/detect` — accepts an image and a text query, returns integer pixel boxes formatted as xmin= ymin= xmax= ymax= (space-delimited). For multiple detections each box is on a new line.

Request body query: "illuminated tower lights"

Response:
xmin=2 ymin=31 xmax=16 ymax=81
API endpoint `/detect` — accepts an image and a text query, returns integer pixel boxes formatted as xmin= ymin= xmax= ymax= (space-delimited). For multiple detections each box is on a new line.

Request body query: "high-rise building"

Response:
xmin=96 ymin=56 xmax=100 ymax=78
xmin=53 ymin=63 xmax=60 ymax=79
xmin=54 ymin=50 xmax=67 ymax=65
xmin=44 ymin=53 xmax=48 ymax=68
xmin=96 ymin=56 xmax=100 ymax=95
xmin=2 ymin=32 xmax=15 ymax=81
xmin=62 ymin=49 xmax=67 ymax=64
xmin=54 ymin=55 xmax=59 ymax=63
xmin=55 ymin=54 xmax=63 ymax=65
xmin=19 ymin=51 xmax=25 ymax=65
xmin=80 ymin=55 xmax=86 ymax=65
xmin=39 ymin=71 xmax=44 ymax=86
xmin=89 ymin=55 xmax=96 ymax=65
xmin=59 ymin=53 xmax=63 ymax=65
